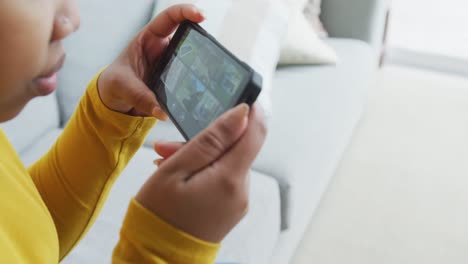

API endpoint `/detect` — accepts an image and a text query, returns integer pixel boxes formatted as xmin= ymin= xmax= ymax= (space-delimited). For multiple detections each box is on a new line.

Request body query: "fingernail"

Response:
xmin=237 ymin=103 xmax=250 ymax=117
xmin=224 ymin=104 xmax=249 ymax=130
xmin=197 ymin=7 xmax=206 ymax=18
xmin=151 ymin=107 xmax=159 ymax=117
xmin=239 ymin=104 xmax=250 ymax=127
xmin=153 ymin=159 xmax=163 ymax=166
xmin=59 ymin=16 xmax=71 ymax=26
xmin=234 ymin=104 xmax=250 ymax=122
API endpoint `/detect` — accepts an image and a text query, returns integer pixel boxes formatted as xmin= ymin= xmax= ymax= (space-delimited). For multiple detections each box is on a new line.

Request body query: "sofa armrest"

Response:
xmin=320 ymin=0 xmax=389 ymax=56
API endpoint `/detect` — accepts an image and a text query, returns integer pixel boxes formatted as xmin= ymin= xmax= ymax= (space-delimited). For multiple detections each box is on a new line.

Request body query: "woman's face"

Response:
xmin=0 ymin=0 xmax=80 ymax=122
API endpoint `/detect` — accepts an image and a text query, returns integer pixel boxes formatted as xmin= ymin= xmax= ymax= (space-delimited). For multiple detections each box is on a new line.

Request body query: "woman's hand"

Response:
xmin=97 ymin=5 xmax=205 ymax=119
xmin=136 ymin=103 xmax=267 ymax=243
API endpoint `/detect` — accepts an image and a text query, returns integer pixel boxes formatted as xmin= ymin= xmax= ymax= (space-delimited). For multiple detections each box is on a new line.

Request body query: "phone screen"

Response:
xmin=157 ymin=27 xmax=250 ymax=139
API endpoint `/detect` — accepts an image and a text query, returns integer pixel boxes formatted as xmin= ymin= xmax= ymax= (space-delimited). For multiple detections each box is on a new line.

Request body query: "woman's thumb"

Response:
xmin=159 ymin=104 xmax=250 ymax=178
xmin=129 ymin=78 xmax=167 ymax=119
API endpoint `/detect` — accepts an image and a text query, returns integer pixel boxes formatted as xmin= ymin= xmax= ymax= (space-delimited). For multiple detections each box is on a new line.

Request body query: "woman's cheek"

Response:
xmin=0 ymin=1 xmax=55 ymax=121
xmin=1 ymin=5 xmax=52 ymax=85
xmin=22 ymin=6 xmax=55 ymax=78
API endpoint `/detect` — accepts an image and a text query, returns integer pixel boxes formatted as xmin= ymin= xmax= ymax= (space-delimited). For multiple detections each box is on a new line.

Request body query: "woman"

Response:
xmin=0 ymin=1 xmax=266 ymax=263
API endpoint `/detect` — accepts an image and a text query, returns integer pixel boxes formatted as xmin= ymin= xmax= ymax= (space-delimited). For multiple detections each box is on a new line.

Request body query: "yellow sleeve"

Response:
xmin=28 ymin=72 xmax=220 ymax=263
xmin=28 ymin=71 xmax=156 ymax=258
xmin=113 ymin=199 xmax=220 ymax=264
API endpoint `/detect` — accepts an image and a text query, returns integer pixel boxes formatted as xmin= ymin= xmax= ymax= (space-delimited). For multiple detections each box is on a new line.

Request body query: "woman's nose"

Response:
xmin=51 ymin=0 xmax=80 ymax=42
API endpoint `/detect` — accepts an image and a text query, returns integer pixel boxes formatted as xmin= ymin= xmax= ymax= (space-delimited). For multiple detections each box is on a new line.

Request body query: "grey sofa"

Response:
xmin=0 ymin=0 xmax=387 ymax=263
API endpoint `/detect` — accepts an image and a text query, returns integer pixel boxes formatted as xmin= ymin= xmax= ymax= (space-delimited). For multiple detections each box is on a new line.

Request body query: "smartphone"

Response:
xmin=149 ymin=20 xmax=262 ymax=140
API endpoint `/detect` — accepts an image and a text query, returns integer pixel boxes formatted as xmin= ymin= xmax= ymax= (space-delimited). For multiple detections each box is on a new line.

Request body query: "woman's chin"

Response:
xmin=0 ymin=101 xmax=28 ymax=123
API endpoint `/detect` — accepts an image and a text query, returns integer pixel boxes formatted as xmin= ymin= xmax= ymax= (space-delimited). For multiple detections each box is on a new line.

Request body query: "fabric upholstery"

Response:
xmin=266 ymin=39 xmax=377 ymax=264
xmin=254 ymin=38 xmax=376 ymax=229
xmin=215 ymin=170 xmax=281 ymax=263
xmin=279 ymin=8 xmax=337 ymax=65
xmin=20 ymin=129 xmax=63 ymax=167
xmin=279 ymin=0 xmax=337 ymax=65
xmin=0 ymin=95 xmax=60 ymax=154
xmin=304 ymin=0 xmax=328 ymax=37
xmin=57 ymin=0 xmax=155 ymax=124
xmin=19 ymin=130 xmax=281 ymax=263
xmin=64 ymin=153 xmax=280 ymax=263
xmin=145 ymin=119 xmax=184 ymax=145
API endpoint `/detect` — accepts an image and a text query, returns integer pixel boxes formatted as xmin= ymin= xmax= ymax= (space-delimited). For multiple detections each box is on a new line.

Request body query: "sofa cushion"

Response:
xmin=19 ymin=129 xmax=62 ymax=167
xmin=57 ymin=0 xmax=155 ymax=124
xmin=60 ymin=153 xmax=280 ymax=263
xmin=253 ymin=38 xmax=376 ymax=230
xmin=19 ymin=128 xmax=281 ymax=263
xmin=0 ymin=95 xmax=60 ymax=154
xmin=145 ymin=38 xmax=376 ymax=233
xmin=279 ymin=0 xmax=338 ymax=65
xmin=215 ymin=170 xmax=280 ymax=263
xmin=145 ymin=119 xmax=185 ymax=144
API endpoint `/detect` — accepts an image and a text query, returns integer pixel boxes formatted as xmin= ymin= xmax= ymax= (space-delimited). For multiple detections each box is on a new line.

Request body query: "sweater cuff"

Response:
xmin=120 ymin=198 xmax=220 ymax=263
xmin=85 ymin=70 xmax=157 ymax=138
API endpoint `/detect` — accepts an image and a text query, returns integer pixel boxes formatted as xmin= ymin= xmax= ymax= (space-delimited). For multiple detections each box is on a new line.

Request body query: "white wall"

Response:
xmin=388 ymin=0 xmax=468 ymax=59
xmin=386 ymin=0 xmax=468 ymax=75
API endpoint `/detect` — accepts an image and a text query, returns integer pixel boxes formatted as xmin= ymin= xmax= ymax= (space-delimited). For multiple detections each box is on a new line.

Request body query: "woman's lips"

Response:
xmin=34 ymin=73 xmax=58 ymax=96
xmin=33 ymin=55 xmax=66 ymax=96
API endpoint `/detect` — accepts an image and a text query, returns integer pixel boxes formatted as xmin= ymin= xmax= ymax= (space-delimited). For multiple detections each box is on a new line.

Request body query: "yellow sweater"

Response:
xmin=0 ymin=73 xmax=219 ymax=263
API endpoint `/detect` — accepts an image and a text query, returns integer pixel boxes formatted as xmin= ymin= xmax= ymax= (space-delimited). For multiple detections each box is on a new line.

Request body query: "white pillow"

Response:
xmin=153 ymin=0 xmax=289 ymax=116
xmin=304 ymin=0 xmax=328 ymax=37
xmin=279 ymin=1 xmax=338 ymax=65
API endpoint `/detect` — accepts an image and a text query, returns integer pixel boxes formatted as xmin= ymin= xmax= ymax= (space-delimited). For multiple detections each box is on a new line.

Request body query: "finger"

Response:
xmin=153 ymin=159 xmax=164 ymax=166
xmin=159 ymin=104 xmax=250 ymax=178
xmin=153 ymin=141 xmax=185 ymax=158
xmin=152 ymin=107 xmax=169 ymax=121
xmin=127 ymin=77 xmax=168 ymax=119
xmin=215 ymin=104 xmax=267 ymax=181
xmin=148 ymin=4 xmax=205 ymax=38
